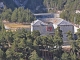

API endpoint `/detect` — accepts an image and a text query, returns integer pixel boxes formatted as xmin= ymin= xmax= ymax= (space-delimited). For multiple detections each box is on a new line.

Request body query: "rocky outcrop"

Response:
xmin=13 ymin=0 xmax=28 ymax=7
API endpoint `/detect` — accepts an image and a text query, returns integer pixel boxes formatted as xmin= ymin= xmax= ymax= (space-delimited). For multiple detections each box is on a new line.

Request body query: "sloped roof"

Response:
xmin=58 ymin=20 xmax=72 ymax=25
xmin=40 ymin=18 xmax=63 ymax=25
xmin=34 ymin=13 xmax=53 ymax=16
xmin=32 ymin=19 xmax=47 ymax=26
xmin=51 ymin=18 xmax=63 ymax=25
xmin=40 ymin=18 xmax=72 ymax=26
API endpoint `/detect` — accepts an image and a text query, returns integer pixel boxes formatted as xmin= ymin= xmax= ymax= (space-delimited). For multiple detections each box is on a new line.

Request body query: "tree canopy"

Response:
xmin=0 ymin=7 xmax=35 ymax=23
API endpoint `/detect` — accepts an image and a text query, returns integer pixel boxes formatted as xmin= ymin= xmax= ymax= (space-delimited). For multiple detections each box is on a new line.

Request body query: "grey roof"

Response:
xmin=40 ymin=18 xmax=63 ymax=25
xmin=32 ymin=18 xmax=73 ymax=26
xmin=51 ymin=18 xmax=63 ymax=25
xmin=34 ymin=13 xmax=54 ymax=16
xmin=39 ymin=18 xmax=72 ymax=25
xmin=58 ymin=20 xmax=72 ymax=26
xmin=32 ymin=19 xmax=47 ymax=26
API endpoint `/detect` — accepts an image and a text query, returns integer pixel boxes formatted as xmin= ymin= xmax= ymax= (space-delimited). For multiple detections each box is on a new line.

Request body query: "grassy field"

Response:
xmin=4 ymin=23 xmax=31 ymax=28
xmin=4 ymin=23 xmax=31 ymax=31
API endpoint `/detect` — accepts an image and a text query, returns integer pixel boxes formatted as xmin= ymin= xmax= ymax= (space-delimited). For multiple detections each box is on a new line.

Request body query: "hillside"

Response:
xmin=0 ymin=0 xmax=80 ymax=13
xmin=0 ymin=0 xmax=80 ymax=24
xmin=1 ymin=0 xmax=45 ymax=13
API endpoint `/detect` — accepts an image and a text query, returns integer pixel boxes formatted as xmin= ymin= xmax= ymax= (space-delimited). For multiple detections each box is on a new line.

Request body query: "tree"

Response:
xmin=17 ymin=7 xmax=24 ymax=23
xmin=52 ymin=27 xmax=63 ymax=59
xmin=66 ymin=31 xmax=73 ymax=45
xmin=70 ymin=52 xmax=77 ymax=60
xmin=77 ymin=29 xmax=80 ymax=39
xmin=61 ymin=52 xmax=69 ymax=60
xmin=57 ymin=0 xmax=63 ymax=10
xmin=11 ymin=7 xmax=35 ymax=23
xmin=76 ymin=29 xmax=80 ymax=58
xmin=4 ymin=31 xmax=14 ymax=47
xmin=11 ymin=8 xmax=18 ymax=22
xmin=0 ymin=20 xmax=2 ymax=31
xmin=6 ymin=39 xmax=19 ymax=60
xmin=29 ymin=50 xmax=41 ymax=60
xmin=54 ymin=27 xmax=63 ymax=47
xmin=0 ymin=49 xmax=4 ymax=60
xmin=1 ymin=9 xmax=12 ymax=21
xmin=32 ymin=30 xmax=40 ymax=38
xmin=76 ymin=29 xmax=80 ymax=48
xmin=25 ymin=8 xmax=35 ymax=23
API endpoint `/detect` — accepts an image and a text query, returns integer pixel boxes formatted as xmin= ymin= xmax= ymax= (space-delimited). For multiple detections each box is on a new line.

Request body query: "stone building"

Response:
xmin=31 ymin=19 xmax=54 ymax=35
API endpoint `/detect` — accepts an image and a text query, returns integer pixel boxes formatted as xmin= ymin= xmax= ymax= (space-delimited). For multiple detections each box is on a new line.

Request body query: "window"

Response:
xmin=47 ymin=26 xmax=52 ymax=31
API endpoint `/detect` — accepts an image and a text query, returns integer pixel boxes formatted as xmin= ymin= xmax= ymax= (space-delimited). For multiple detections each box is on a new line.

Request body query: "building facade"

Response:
xmin=58 ymin=20 xmax=74 ymax=41
xmin=38 ymin=18 xmax=74 ymax=42
xmin=31 ymin=20 xmax=54 ymax=35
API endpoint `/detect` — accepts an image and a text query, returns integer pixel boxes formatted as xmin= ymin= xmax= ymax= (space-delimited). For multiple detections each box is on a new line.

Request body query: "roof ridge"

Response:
xmin=58 ymin=20 xmax=72 ymax=25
